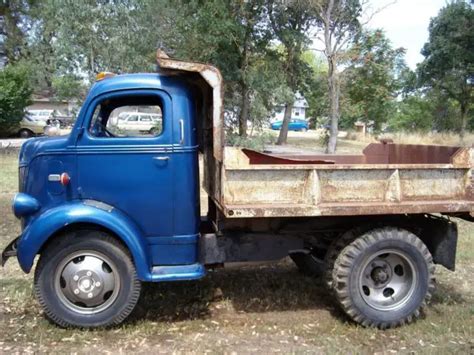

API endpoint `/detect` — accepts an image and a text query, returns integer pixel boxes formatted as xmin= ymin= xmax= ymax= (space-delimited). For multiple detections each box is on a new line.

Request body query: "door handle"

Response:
xmin=179 ymin=119 xmax=185 ymax=145
xmin=153 ymin=156 xmax=169 ymax=161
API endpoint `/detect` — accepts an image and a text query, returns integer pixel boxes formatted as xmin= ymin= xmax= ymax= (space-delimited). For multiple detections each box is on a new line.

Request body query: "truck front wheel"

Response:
xmin=34 ymin=230 xmax=141 ymax=328
xmin=331 ymin=227 xmax=435 ymax=329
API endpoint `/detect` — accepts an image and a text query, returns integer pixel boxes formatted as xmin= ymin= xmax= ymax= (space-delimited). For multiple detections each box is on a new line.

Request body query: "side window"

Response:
xmin=89 ymin=95 xmax=163 ymax=138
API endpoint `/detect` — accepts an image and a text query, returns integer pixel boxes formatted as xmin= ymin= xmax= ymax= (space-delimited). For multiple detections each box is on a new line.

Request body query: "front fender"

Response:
xmin=16 ymin=200 xmax=151 ymax=280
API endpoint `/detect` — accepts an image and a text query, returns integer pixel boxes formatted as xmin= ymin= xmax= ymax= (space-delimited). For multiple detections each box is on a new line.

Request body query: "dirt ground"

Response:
xmin=1 ymin=139 xmax=473 ymax=354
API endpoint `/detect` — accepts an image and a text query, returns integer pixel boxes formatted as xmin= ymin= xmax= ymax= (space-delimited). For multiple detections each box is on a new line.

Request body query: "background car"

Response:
xmin=115 ymin=112 xmax=162 ymax=134
xmin=271 ymin=119 xmax=309 ymax=132
xmin=27 ymin=109 xmax=56 ymax=122
xmin=17 ymin=114 xmax=47 ymax=138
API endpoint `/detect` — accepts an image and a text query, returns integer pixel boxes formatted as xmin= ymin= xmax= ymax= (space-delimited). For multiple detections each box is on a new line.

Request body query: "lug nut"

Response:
xmin=95 ymin=281 xmax=101 ymax=287
xmin=74 ymin=289 xmax=80 ymax=295
xmin=86 ymin=271 xmax=92 ymax=277
xmin=88 ymin=293 xmax=93 ymax=298
xmin=73 ymin=275 xmax=79 ymax=281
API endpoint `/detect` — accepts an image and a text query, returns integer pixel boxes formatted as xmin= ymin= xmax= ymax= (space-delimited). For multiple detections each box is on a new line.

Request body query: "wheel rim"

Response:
xmin=54 ymin=250 xmax=121 ymax=314
xmin=359 ymin=249 xmax=417 ymax=311
xmin=20 ymin=130 xmax=31 ymax=138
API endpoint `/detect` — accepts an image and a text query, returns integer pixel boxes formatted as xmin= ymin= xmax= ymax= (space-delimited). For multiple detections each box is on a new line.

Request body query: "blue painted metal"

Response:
xmin=271 ymin=119 xmax=309 ymax=131
xmin=150 ymin=263 xmax=205 ymax=281
xmin=148 ymin=234 xmax=199 ymax=265
xmin=16 ymin=201 xmax=151 ymax=278
xmin=12 ymin=73 xmax=203 ymax=282
xmin=12 ymin=193 xmax=41 ymax=218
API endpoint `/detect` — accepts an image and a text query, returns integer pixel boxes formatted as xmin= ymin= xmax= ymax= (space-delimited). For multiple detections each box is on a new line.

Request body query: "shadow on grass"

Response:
xmin=129 ymin=262 xmax=343 ymax=324
xmin=430 ymin=281 xmax=467 ymax=306
xmin=1 ymin=278 xmax=32 ymax=294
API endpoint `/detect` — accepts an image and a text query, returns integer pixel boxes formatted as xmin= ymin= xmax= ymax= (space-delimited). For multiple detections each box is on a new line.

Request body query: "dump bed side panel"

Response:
xmin=219 ymin=146 xmax=474 ymax=219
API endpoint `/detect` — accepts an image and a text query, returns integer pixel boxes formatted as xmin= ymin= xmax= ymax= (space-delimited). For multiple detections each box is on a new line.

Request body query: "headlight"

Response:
xmin=12 ymin=193 xmax=41 ymax=218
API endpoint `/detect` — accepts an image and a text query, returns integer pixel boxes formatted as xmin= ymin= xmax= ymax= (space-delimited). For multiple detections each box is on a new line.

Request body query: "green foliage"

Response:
xmin=268 ymin=0 xmax=317 ymax=144
xmin=1 ymin=0 xmax=471 ymax=140
xmin=171 ymin=0 xmax=278 ymax=135
xmin=52 ymin=75 xmax=85 ymax=102
xmin=418 ymin=1 xmax=473 ymax=133
xmin=301 ymin=51 xmax=328 ymax=127
xmin=0 ymin=0 xmax=33 ymax=64
xmin=0 ymin=63 xmax=32 ymax=135
xmin=344 ymin=29 xmax=406 ymax=130
xmin=390 ymin=95 xmax=434 ymax=131
xmin=226 ymin=131 xmax=276 ymax=151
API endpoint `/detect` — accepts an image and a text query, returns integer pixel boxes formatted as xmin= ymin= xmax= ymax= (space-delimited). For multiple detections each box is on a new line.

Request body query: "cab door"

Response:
xmin=76 ymin=89 xmax=175 ymax=238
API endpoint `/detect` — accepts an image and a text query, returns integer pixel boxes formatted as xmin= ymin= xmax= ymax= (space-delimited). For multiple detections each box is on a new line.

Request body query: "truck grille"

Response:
xmin=18 ymin=166 xmax=27 ymax=192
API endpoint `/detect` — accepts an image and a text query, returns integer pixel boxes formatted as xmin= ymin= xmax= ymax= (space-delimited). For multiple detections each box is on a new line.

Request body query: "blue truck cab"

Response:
xmin=13 ymin=73 xmax=203 ymax=277
xmin=2 ymin=53 xmax=470 ymax=329
xmin=1 ymin=55 xmax=223 ymax=327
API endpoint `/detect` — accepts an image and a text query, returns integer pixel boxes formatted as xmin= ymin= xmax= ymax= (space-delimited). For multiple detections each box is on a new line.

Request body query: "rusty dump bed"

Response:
xmin=155 ymin=52 xmax=474 ymax=220
xmin=215 ymin=143 xmax=474 ymax=219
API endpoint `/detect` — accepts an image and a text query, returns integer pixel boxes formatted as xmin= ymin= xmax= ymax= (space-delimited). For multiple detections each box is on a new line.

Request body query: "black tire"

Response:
xmin=331 ymin=227 xmax=435 ymax=329
xmin=34 ymin=230 xmax=142 ymax=328
xmin=149 ymin=127 xmax=159 ymax=135
xmin=323 ymin=228 xmax=360 ymax=292
xmin=19 ymin=129 xmax=34 ymax=138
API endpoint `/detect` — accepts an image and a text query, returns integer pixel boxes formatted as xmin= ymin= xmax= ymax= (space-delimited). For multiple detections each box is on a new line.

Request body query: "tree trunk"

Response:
xmin=459 ymin=101 xmax=468 ymax=142
xmin=239 ymin=82 xmax=250 ymax=137
xmin=326 ymin=56 xmax=339 ymax=154
xmin=276 ymin=101 xmax=294 ymax=145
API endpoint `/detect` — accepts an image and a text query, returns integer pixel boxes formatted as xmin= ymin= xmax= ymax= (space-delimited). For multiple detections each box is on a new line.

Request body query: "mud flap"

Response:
xmin=1 ymin=237 xmax=19 ymax=267
xmin=419 ymin=216 xmax=458 ymax=271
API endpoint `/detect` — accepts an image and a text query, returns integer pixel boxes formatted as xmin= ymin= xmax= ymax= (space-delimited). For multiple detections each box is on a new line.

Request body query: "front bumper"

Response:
xmin=1 ymin=237 xmax=19 ymax=267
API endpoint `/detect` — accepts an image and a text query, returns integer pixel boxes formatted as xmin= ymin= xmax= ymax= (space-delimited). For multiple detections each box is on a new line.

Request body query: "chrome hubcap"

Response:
xmin=55 ymin=251 xmax=120 ymax=314
xmin=359 ymin=249 xmax=416 ymax=311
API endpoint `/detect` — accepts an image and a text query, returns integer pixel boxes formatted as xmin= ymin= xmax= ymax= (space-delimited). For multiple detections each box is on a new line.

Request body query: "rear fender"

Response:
xmin=16 ymin=200 xmax=151 ymax=280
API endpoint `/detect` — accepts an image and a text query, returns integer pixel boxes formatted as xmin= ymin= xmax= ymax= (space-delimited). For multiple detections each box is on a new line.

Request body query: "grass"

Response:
xmin=1 ymin=143 xmax=474 ymax=353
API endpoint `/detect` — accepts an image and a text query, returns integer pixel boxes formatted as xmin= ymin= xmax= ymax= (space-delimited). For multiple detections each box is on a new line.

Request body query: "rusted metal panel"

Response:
xmin=223 ymin=169 xmax=308 ymax=205
xmin=318 ymin=170 xmax=392 ymax=203
xmin=219 ymin=145 xmax=474 ymax=219
xmin=240 ymin=143 xmax=465 ymax=166
xmin=399 ymin=169 xmax=466 ymax=201
xmin=156 ymin=50 xmax=224 ymax=162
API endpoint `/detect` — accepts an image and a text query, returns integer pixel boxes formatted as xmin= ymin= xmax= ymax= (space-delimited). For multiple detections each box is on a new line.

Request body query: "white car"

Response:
xmin=27 ymin=110 xmax=56 ymax=122
xmin=115 ymin=113 xmax=162 ymax=134
xmin=18 ymin=115 xmax=47 ymax=138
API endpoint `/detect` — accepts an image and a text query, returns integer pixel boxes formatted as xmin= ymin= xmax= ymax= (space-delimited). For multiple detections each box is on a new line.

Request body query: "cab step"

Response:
xmin=149 ymin=263 xmax=205 ymax=282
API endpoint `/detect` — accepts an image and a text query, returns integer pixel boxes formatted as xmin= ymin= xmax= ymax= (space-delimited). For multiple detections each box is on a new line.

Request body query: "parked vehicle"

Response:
xmin=17 ymin=114 xmax=47 ymax=138
xmin=115 ymin=112 xmax=161 ymax=134
xmin=27 ymin=109 xmax=56 ymax=122
xmin=2 ymin=52 xmax=473 ymax=329
xmin=271 ymin=118 xmax=309 ymax=132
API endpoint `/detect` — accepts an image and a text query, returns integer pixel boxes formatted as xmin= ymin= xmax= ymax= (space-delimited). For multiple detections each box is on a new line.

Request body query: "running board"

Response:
xmin=149 ymin=263 xmax=206 ymax=282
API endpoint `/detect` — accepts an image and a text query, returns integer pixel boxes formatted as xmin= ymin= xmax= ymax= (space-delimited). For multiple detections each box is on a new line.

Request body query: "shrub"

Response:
xmin=226 ymin=131 xmax=276 ymax=151
xmin=0 ymin=64 xmax=33 ymax=136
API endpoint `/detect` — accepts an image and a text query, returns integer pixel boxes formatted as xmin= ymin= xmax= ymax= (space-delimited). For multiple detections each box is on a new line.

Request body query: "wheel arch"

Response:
xmin=16 ymin=201 xmax=151 ymax=279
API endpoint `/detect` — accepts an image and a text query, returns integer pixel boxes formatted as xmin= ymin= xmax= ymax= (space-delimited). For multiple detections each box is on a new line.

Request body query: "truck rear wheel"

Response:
xmin=34 ymin=230 xmax=141 ymax=328
xmin=331 ymin=227 xmax=435 ymax=329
